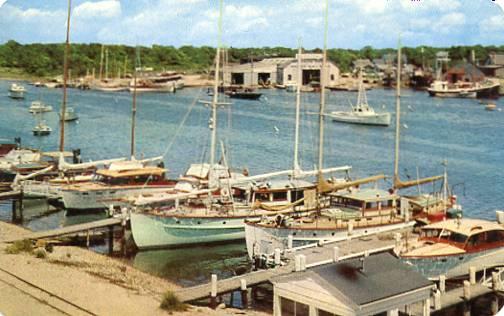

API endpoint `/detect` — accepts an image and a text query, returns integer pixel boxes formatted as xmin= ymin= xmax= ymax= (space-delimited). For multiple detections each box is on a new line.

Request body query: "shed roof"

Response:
xmin=332 ymin=188 xmax=397 ymax=202
xmin=273 ymin=252 xmax=432 ymax=306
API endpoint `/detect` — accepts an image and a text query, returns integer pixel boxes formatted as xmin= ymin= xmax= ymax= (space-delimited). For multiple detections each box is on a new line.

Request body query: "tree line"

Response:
xmin=0 ymin=40 xmax=503 ymax=78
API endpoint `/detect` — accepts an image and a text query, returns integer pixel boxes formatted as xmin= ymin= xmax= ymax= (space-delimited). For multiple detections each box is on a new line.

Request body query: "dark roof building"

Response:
xmin=272 ymin=252 xmax=434 ymax=316
xmin=444 ymin=63 xmax=486 ymax=83
xmin=479 ymin=52 xmax=504 ymax=78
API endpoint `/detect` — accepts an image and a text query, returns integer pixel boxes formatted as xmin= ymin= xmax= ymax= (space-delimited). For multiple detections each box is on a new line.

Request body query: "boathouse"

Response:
xmin=271 ymin=252 xmax=434 ymax=316
xmin=478 ymin=52 xmax=504 ymax=78
xmin=444 ymin=63 xmax=485 ymax=83
xmin=223 ymin=54 xmax=340 ymax=87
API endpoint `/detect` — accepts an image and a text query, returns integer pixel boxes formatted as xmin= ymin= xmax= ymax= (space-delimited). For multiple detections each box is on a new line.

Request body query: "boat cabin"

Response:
xmin=234 ymin=179 xmax=317 ymax=210
xmin=328 ymin=188 xmax=398 ymax=217
xmin=418 ymin=219 xmax=504 ymax=253
xmin=94 ymin=167 xmax=168 ymax=186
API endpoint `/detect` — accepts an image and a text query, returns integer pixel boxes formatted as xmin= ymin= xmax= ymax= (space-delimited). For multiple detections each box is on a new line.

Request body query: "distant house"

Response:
xmin=444 ymin=63 xmax=486 ymax=83
xmin=272 ymin=252 xmax=434 ymax=316
xmin=478 ymin=52 xmax=504 ymax=78
xmin=223 ymin=54 xmax=340 ymax=87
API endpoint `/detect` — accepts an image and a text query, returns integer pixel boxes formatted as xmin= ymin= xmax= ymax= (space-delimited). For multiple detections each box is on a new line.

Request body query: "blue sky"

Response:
xmin=0 ymin=0 xmax=503 ymax=49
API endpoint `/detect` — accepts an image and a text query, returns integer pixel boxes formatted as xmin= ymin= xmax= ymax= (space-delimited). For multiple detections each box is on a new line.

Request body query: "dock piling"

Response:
xmin=439 ymin=275 xmax=446 ymax=293
xmin=240 ymin=278 xmax=248 ymax=309
xmin=332 ymin=246 xmax=339 ymax=262
xmin=469 ymin=266 xmax=476 ymax=285
xmin=463 ymin=280 xmax=471 ymax=300
xmin=274 ymin=249 xmax=281 ymax=266
xmin=433 ymin=290 xmax=441 ymax=310
xmin=210 ymin=274 xmax=218 ymax=309
xmin=492 ymin=272 xmax=499 ymax=291
xmin=287 ymin=235 xmax=293 ymax=249
xmin=86 ymin=230 xmax=90 ymax=248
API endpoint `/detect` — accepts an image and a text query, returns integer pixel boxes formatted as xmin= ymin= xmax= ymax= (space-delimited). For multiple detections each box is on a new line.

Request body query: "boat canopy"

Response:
xmin=330 ymin=188 xmax=398 ymax=203
xmin=422 ymin=218 xmax=504 ymax=237
xmin=96 ymin=167 xmax=166 ymax=178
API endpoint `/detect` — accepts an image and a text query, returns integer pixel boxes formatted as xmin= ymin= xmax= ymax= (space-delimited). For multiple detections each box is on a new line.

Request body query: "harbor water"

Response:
xmin=0 ymin=80 xmax=503 ymax=291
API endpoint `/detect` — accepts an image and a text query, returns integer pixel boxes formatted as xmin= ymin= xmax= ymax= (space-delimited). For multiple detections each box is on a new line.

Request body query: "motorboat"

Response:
xmin=327 ymin=71 xmax=390 ymax=126
xmin=32 ymin=121 xmax=52 ymax=136
xmin=8 ymin=83 xmax=26 ymax=99
xmin=59 ymin=107 xmax=79 ymax=122
xmin=399 ymin=214 xmax=504 ymax=279
xmin=29 ymin=101 xmax=53 ymax=113
xmin=225 ymin=88 xmax=262 ymax=100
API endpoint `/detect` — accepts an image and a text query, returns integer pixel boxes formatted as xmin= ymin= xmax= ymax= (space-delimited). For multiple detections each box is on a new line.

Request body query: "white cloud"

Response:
xmin=436 ymin=12 xmax=466 ymax=29
xmin=73 ymin=0 xmax=121 ymax=19
xmin=400 ymin=0 xmax=461 ymax=12
xmin=0 ymin=0 xmax=6 ymax=9
xmin=480 ymin=15 xmax=504 ymax=32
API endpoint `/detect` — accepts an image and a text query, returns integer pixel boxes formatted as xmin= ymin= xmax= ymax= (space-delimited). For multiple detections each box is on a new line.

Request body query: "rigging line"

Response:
xmin=141 ymin=87 xmax=204 ymax=189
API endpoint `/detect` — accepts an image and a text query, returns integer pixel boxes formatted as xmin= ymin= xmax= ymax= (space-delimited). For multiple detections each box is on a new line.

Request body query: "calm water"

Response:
xmin=0 ymin=79 xmax=503 ymax=288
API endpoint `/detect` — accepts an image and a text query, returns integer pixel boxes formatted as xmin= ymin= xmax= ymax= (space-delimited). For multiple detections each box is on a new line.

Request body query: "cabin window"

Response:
xmin=330 ymin=74 xmax=335 ymax=81
xmin=273 ymin=191 xmax=288 ymax=201
xmin=280 ymin=297 xmax=309 ymax=316
xmin=486 ymin=230 xmax=504 ymax=243
xmin=256 ymin=193 xmax=270 ymax=202
xmin=291 ymin=190 xmax=304 ymax=202
xmin=445 ymin=232 xmax=468 ymax=244
xmin=288 ymin=74 xmax=292 ymax=81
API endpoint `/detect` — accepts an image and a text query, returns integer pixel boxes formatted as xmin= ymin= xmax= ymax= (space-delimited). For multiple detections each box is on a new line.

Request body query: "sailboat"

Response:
xmin=328 ymin=69 xmax=391 ymax=126
xmin=32 ymin=112 xmax=52 ymax=136
xmin=128 ymin=1 xmax=351 ymax=250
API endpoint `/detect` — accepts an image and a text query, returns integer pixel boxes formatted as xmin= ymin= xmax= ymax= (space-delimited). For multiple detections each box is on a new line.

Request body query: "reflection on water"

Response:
xmin=132 ymin=242 xmax=250 ymax=287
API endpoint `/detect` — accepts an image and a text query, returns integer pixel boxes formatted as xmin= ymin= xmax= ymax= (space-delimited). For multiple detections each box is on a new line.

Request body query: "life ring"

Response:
xmin=220 ymin=187 xmax=230 ymax=198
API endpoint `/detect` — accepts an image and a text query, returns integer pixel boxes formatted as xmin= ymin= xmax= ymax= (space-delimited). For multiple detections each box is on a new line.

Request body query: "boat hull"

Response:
xmin=60 ymin=186 xmax=173 ymax=210
xmin=130 ymin=212 xmax=258 ymax=249
xmin=401 ymin=247 xmax=504 ymax=279
xmin=8 ymin=91 xmax=25 ymax=99
xmin=329 ymin=112 xmax=391 ymax=126
xmin=244 ymin=221 xmax=413 ymax=258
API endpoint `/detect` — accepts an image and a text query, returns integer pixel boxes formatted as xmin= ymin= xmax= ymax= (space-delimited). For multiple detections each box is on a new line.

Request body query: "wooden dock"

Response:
xmin=4 ymin=217 xmax=123 ymax=243
xmin=175 ymin=228 xmax=405 ymax=303
xmin=0 ymin=190 xmax=21 ymax=200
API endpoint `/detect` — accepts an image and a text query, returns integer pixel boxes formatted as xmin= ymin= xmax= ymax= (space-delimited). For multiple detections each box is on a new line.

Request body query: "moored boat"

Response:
xmin=29 ymin=101 xmax=53 ymax=113
xmin=399 ymin=215 xmax=504 ymax=279
xmin=8 ymin=83 xmax=26 ymax=99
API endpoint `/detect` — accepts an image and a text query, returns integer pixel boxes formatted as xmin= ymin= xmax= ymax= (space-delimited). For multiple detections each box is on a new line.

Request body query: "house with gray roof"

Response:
xmin=272 ymin=252 xmax=434 ymax=316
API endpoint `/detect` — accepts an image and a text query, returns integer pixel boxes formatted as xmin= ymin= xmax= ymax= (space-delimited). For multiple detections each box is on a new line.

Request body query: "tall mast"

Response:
xmin=105 ymin=47 xmax=109 ymax=80
xmin=393 ymin=38 xmax=402 ymax=189
xmin=209 ymin=0 xmax=223 ymax=189
xmin=131 ymin=47 xmax=139 ymax=158
xmin=317 ymin=0 xmax=329 ymax=177
xmin=59 ymin=0 xmax=72 ymax=152
xmin=99 ymin=44 xmax=104 ymax=81
xmin=293 ymin=39 xmax=302 ymax=175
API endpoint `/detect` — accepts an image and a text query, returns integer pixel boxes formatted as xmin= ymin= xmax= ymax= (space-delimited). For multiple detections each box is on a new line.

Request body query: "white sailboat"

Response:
xmin=328 ymin=69 xmax=391 ymax=126
xmin=129 ymin=4 xmax=352 ymax=250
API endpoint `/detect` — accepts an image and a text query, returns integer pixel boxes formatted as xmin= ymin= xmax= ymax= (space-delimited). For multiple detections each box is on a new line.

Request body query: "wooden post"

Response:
xmin=274 ymin=248 xmax=281 ymax=266
xmin=463 ymin=280 xmax=471 ymax=301
xmin=299 ymin=254 xmax=306 ymax=271
xmin=287 ymin=235 xmax=293 ymax=249
xmin=439 ymin=275 xmax=446 ymax=293
xmin=492 ymin=272 xmax=499 ymax=291
xmin=18 ymin=192 xmax=24 ymax=222
xmin=491 ymin=294 xmax=499 ymax=315
xmin=469 ymin=266 xmax=476 ymax=285
xmin=347 ymin=221 xmax=353 ymax=236
xmin=240 ymin=278 xmax=248 ymax=309
xmin=108 ymin=226 xmax=114 ymax=255
xmin=210 ymin=274 xmax=218 ymax=309
xmin=333 ymin=246 xmax=340 ymax=262
xmin=422 ymin=298 xmax=430 ymax=316
xmin=433 ymin=290 xmax=441 ymax=310
xmin=273 ymin=291 xmax=281 ymax=316
xmin=11 ymin=199 xmax=17 ymax=222
xmin=295 ymin=255 xmax=301 ymax=272
xmin=86 ymin=229 xmax=90 ymax=248
xmin=387 ymin=308 xmax=398 ymax=316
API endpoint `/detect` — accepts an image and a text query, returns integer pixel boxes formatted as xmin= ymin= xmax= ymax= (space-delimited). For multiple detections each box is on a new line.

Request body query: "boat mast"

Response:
xmin=318 ymin=0 xmax=329 ymax=178
xmin=59 ymin=0 xmax=72 ymax=152
xmin=131 ymin=47 xmax=139 ymax=158
xmin=393 ymin=38 xmax=402 ymax=190
xmin=293 ymin=39 xmax=302 ymax=176
xmin=99 ymin=45 xmax=104 ymax=81
xmin=209 ymin=0 xmax=223 ymax=189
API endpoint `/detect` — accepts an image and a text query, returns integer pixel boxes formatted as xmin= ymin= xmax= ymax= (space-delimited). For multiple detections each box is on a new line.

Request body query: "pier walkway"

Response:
xmin=175 ymin=227 xmax=406 ymax=303
xmin=4 ymin=217 xmax=123 ymax=243
xmin=0 ymin=190 xmax=20 ymax=200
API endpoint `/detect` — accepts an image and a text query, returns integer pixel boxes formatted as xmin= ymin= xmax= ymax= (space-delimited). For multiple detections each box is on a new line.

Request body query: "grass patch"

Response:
xmin=160 ymin=291 xmax=188 ymax=312
xmin=5 ymin=239 xmax=33 ymax=254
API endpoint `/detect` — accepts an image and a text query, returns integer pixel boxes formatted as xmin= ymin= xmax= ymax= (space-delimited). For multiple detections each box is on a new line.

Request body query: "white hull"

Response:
xmin=245 ymin=221 xmax=413 ymax=258
xmin=329 ymin=112 xmax=391 ymax=126
xmin=128 ymin=86 xmax=175 ymax=93
xmin=60 ymin=186 xmax=172 ymax=210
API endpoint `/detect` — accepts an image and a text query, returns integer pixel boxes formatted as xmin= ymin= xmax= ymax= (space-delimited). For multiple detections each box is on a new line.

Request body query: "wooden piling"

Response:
xmin=240 ymin=278 xmax=248 ymax=309
xmin=439 ymin=275 xmax=446 ymax=293
xmin=108 ymin=226 xmax=114 ymax=255
xmin=433 ymin=290 xmax=441 ymax=310
xmin=463 ymin=280 xmax=471 ymax=300
xmin=333 ymin=246 xmax=340 ymax=262
xmin=210 ymin=274 xmax=217 ymax=309
xmin=287 ymin=235 xmax=293 ymax=249
xmin=274 ymin=248 xmax=281 ymax=266
xmin=469 ymin=266 xmax=476 ymax=285
xmin=492 ymin=272 xmax=499 ymax=291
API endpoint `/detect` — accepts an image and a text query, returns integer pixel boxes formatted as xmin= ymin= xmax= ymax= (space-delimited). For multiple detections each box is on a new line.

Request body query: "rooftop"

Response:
xmin=423 ymin=218 xmax=504 ymax=236
xmin=332 ymin=188 xmax=397 ymax=202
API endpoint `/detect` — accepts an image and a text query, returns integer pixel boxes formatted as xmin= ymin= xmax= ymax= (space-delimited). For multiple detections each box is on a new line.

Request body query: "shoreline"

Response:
xmin=0 ymin=221 xmax=267 ymax=315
